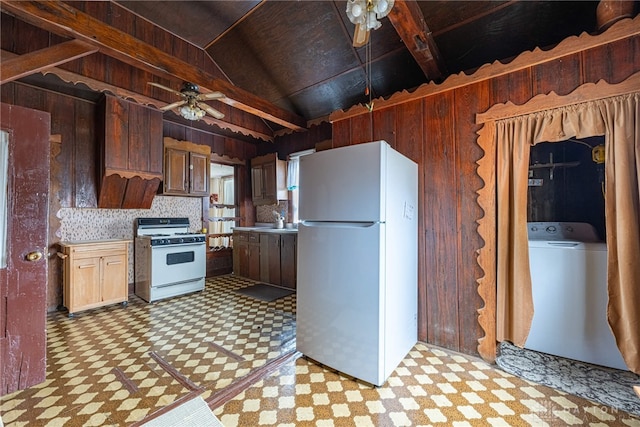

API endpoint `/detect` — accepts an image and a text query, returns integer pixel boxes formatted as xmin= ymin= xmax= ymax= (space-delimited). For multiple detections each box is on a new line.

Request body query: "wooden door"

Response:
xmin=0 ymin=103 xmax=50 ymax=395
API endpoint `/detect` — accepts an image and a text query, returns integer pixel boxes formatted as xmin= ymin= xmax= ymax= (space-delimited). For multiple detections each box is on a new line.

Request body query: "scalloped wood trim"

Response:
xmin=477 ymin=72 xmax=640 ymax=123
xmin=210 ymin=153 xmax=245 ymax=166
xmin=475 ymin=123 xmax=497 ymax=362
xmin=473 ymin=71 xmax=640 ymax=364
xmin=103 ymin=169 xmax=162 ymax=181
xmin=0 ymin=49 xmax=274 ymax=143
xmin=329 ymin=15 xmax=640 ymax=122
xmin=164 ymin=137 xmax=211 ymax=155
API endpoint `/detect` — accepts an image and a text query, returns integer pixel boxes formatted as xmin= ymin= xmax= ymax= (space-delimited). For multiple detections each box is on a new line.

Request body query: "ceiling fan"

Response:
xmin=148 ymin=81 xmax=225 ymax=120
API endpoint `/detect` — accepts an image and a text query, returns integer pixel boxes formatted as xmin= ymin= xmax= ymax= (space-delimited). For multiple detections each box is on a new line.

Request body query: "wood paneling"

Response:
xmin=533 ymin=53 xmax=581 ymax=97
xmin=350 ymin=113 xmax=373 ymax=145
xmin=372 ymin=107 xmax=396 ymax=149
xmin=423 ymin=91 xmax=458 ymax=347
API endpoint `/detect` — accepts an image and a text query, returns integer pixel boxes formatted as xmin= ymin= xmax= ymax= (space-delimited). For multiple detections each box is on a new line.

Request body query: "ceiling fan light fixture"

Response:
xmin=346 ymin=0 xmax=394 ymax=33
xmin=179 ymin=104 xmax=206 ymax=121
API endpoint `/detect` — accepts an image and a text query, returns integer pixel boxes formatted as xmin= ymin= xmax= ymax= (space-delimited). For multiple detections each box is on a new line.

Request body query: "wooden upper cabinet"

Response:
xmin=162 ymin=137 xmax=210 ymax=197
xmin=97 ymin=94 xmax=163 ymax=209
xmin=190 ymin=151 xmax=210 ymax=196
xmin=164 ymin=149 xmax=189 ymax=194
xmin=251 ymin=153 xmax=287 ymax=205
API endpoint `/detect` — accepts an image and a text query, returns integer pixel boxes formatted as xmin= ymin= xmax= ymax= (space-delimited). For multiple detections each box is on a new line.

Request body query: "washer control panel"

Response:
xmin=527 ymin=222 xmax=600 ymax=242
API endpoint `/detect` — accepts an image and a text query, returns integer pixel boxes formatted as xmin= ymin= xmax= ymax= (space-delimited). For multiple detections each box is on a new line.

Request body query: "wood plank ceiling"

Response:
xmin=1 ymin=1 xmax=620 ymax=142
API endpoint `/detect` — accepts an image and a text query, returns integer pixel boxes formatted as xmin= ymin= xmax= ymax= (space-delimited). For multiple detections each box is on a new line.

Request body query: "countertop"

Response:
xmin=59 ymin=239 xmax=132 ymax=246
xmin=232 ymin=225 xmax=298 ymax=234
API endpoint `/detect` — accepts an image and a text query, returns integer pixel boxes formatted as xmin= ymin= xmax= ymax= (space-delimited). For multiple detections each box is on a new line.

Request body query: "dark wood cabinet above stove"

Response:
xmin=96 ymin=94 xmax=163 ymax=209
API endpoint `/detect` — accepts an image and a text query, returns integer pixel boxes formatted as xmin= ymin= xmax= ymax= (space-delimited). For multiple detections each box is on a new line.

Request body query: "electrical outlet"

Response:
xmin=528 ymin=178 xmax=543 ymax=187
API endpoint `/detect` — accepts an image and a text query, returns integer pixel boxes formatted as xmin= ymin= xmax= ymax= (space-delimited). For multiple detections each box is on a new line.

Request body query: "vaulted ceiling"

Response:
xmin=115 ymin=0 xmax=602 ymax=120
xmin=2 ymin=1 xmax=636 ymax=142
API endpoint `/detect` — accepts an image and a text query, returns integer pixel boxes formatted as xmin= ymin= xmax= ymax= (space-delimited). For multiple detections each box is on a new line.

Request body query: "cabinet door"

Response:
xmin=248 ymin=243 xmax=261 ymax=280
xmin=164 ymin=149 xmax=189 ymax=194
xmin=237 ymin=241 xmax=250 ymax=277
xmin=266 ymin=234 xmax=281 ymax=285
xmin=101 ymin=254 xmax=127 ymax=304
xmin=190 ymin=152 xmax=209 ymax=196
xmin=259 ymin=234 xmax=270 ymax=282
xmin=251 ymin=165 xmax=264 ymax=204
xmin=234 ymin=232 xmax=248 ymax=276
xmin=262 ymin=161 xmax=277 ymax=201
xmin=280 ymin=234 xmax=296 ymax=289
xmin=71 ymin=257 xmax=101 ymax=309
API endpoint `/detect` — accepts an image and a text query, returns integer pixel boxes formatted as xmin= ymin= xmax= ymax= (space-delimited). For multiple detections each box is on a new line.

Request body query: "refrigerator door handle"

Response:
xmin=300 ymin=221 xmax=380 ymax=228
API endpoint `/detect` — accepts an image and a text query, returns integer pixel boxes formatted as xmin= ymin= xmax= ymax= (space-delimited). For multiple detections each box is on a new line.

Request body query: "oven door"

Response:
xmin=150 ymin=242 xmax=206 ymax=287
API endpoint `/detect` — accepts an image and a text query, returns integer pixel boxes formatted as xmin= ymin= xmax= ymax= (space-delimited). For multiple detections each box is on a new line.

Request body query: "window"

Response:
xmin=287 ymin=149 xmax=315 ymax=223
xmin=208 ymin=163 xmax=237 ymax=249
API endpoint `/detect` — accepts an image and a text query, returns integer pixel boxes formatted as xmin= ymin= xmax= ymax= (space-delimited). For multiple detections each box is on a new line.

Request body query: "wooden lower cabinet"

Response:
xmin=59 ymin=240 xmax=129 ymax=316
xmin=206 ymin=248 xmax=233 ymax=277
xmin=233 ymin=231 xmax=260 ymax=280
xmin=233 ymin=230 xmax=296 ymax=288
xmin=280 ymin=234 xmax=297 ymax=289
xmin=260 ymin=233 xmax=281 ymax=284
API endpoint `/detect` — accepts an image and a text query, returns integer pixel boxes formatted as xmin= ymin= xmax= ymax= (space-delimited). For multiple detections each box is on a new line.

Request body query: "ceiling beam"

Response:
xmin=0 ymin=0 xmax=307 ymax=131
xmin=0 ymin=39 xmax=98 ymax=85
xmin=387 ymin=0 xmax=446 ymax=81
xmin=0 ymin=49 xmax=275 ymax=142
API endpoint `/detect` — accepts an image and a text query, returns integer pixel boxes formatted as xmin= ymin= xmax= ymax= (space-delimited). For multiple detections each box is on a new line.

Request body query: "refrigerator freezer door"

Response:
xmin=299 ymin=141 xmax=385 ymax=222
xmin=297 ymin=221 xmax=385 ymax=385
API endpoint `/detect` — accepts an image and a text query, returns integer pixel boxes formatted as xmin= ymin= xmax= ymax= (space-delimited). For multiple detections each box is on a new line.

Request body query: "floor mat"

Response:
xmin=141 ymin=396 xmax=224 ymax=427
xmin=496 ymin=341 xmax=640 ymax=416
xmin=234 ymin=283 xmax=295 ymax=302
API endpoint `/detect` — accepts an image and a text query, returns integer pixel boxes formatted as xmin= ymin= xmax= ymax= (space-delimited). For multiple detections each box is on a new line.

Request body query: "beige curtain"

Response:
xmin=496 ymin=93 xmax=640 ymax=374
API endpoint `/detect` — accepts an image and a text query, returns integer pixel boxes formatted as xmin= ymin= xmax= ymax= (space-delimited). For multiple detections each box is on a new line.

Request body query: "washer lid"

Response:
xmin=527 ymin=222 xmax=601 ymax=242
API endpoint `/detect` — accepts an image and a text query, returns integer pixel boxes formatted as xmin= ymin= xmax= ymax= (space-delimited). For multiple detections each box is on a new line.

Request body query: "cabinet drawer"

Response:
xmin=235 ymin=232 xmax=248 ymax=242
xmin=64 ymin=241 xmax=129 ymax=259
xmin=248 ymin=233 xmax=260 ymax=243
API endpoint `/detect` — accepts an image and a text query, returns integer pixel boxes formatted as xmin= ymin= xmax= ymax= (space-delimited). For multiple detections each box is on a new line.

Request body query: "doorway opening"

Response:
xmin=528 ymin=135 xmax=606 ymax=239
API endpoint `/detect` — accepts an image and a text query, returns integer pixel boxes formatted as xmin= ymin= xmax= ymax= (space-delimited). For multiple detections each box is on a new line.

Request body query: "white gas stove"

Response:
xmin=134 ymin=217 xmax=206 ymax=302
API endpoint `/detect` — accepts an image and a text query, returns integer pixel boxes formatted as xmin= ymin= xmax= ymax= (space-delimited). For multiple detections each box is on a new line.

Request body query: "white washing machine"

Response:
xmin=525 ymin=221 xmax=628 ymax=370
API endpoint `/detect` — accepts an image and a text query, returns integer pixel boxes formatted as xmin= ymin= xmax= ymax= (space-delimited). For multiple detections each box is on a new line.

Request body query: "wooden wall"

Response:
xmin=326 ymin=34 xmax=640 ymax=356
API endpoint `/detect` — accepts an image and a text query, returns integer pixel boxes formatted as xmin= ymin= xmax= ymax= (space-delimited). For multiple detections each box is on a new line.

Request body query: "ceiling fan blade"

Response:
xmin=199 ymin=91 xmax=225 ymax=100
xmin=352 ymin=23 xmax=370 ymax=47
xmin=197 ymin=102 xmax=225 ymax=120
xmin=160 ymin=100 xmax=187 ymax=111
xmin=148 ymin=82 xmax=184 ymax=97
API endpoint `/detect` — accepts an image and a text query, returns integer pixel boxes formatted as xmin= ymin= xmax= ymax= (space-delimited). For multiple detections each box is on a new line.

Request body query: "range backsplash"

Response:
xmin=56 ymin=195 xmax=202 ymax=283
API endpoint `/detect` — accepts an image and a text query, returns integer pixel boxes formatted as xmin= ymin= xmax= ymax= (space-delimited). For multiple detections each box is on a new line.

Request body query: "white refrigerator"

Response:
xmin=296 ymin=140 xmax=418 ymax=386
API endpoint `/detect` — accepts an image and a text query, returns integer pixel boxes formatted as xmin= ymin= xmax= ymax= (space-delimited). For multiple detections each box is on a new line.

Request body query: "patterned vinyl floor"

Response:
xmin=1 ymin=275 xmax=639 ymax=426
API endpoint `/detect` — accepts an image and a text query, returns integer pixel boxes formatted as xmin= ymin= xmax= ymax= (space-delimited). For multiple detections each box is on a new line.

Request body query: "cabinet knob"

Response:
xmin=26 ymin=250 xmax=43 ymax=262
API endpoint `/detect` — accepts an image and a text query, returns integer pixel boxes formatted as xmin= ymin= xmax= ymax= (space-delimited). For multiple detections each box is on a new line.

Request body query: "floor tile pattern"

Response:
xmin=214 ymin=344 xmax=640 ymax=427
xmin=1 ymin=275 xmax=295 ymax=426
xmin=1 ymin=275 xmax=639 ymax=427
